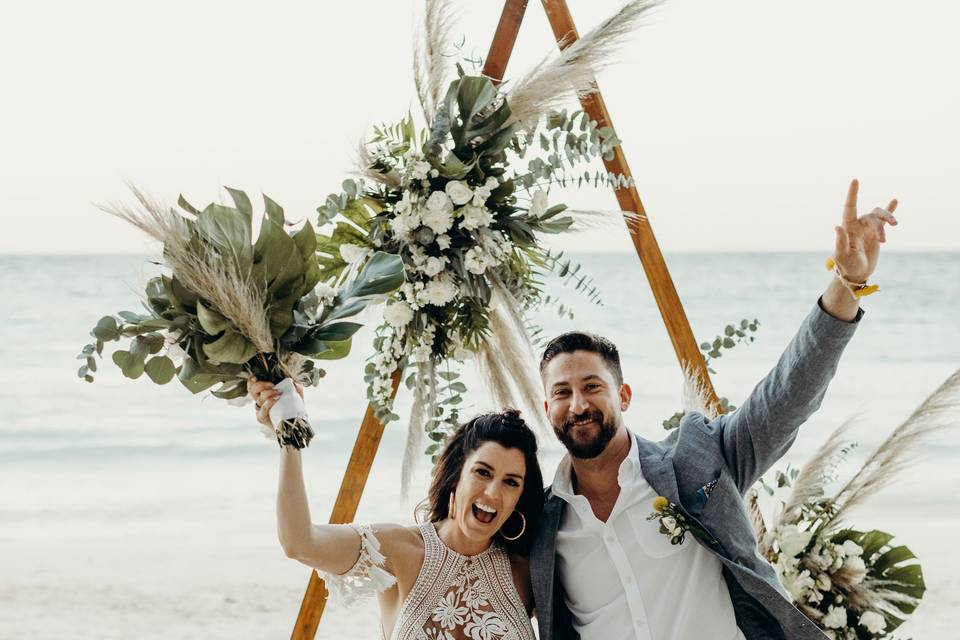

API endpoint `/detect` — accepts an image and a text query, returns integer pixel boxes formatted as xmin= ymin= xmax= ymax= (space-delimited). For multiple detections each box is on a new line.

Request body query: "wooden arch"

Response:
xmin=291 ymin=1 xmax=721 ymax=636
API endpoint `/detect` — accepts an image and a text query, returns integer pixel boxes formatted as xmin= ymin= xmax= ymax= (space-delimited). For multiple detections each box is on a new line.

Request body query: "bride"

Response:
xmin=249 ymin=378 xmax=543 ymax=639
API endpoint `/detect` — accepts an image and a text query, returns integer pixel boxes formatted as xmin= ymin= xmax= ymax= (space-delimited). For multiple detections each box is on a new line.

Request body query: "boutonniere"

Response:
xmin=647 ymin=496 xmax=717 ymax=546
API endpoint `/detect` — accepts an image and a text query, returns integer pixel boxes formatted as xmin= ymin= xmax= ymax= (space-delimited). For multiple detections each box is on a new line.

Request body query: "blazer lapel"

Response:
xmin=634 ymin=433 xmax=681 ymax=506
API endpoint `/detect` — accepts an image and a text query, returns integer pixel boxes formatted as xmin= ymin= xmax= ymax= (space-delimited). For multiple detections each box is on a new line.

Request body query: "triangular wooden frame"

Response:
xmin=290 ymin=1 xmax=720 ymax=636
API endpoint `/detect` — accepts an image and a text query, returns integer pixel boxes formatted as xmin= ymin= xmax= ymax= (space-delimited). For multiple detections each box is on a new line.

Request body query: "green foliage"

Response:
xmin=79 ymin=190 xmax=403 ymax=412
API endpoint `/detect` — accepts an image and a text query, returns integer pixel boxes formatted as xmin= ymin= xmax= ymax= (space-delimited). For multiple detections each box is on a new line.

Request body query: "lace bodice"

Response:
xmin=391 ymin=522 xmax=535 ymax=640
xmin=320 ymin=522 xmax=535 ymax=640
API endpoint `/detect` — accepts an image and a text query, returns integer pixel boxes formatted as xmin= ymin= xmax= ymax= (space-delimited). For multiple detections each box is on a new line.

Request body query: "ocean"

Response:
xmin=1 ymin=252 xmax=958 ymax=638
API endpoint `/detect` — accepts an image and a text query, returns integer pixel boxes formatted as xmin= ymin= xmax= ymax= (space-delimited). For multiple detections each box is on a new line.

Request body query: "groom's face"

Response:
xmin=542 ymin=350 xmax=632 ymax=459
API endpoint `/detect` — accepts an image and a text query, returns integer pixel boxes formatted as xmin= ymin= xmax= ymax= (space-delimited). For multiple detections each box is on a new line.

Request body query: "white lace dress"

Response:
xmin=321 ymin=521 xmax=535 ymax=640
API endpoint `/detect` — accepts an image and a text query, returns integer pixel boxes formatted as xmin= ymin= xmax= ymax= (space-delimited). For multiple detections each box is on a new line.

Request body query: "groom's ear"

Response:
xmin=619 ymin=383 xmax=633 ymax=412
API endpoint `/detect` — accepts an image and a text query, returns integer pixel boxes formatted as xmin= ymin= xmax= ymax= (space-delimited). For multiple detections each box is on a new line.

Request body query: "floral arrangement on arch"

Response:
xmin=312 ymin=0 xmax=655 ymax=489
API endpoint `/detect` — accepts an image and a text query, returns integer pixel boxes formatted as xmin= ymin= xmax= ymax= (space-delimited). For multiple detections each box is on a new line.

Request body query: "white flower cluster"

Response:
xmin=772 ymin=526 xmax=885 ymax=637
xmin=368 ymin=324 xmax=406 ymax=408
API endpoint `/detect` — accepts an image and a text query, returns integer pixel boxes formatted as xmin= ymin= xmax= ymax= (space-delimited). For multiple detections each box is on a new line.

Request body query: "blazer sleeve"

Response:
xmin=714 ymin=298 xmax=863 ymax=492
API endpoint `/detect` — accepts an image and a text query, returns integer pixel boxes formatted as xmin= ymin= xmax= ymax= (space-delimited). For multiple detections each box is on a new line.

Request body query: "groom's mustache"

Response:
xmin=559 ymin=410 xmax=605 ymax=432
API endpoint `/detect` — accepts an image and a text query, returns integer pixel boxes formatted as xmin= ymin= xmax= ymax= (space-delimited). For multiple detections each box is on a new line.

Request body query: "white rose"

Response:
xmin=383 ymin=301 xmax=414 ymax=328
xmin=529 ymin=189 xmax=549 ymax=217
xmin=339 ymin=243 xmax=367 ymax=264
xmin=460 ymin=204 xmax=493 ymax=231
xmin=445 ymin=180 xmax=473 ymax=206
xmin=421 ymin=206 xmax=453 ymax=235
xmin=436 ymin=234 xmax=451 ymax=250
xmin=778 ymin=525 xmax=814 ymax=558
xmin=423 ymin=255 xmax=448 ymax=277
xmin=426 ymin=190 xmax=453 ymax=215
xmin=841 ymin=540 xmax=863 ymax=557
xmin=822 ymin=605 xmax=848 ymax=629
xmin=858 ymin=611 xmax=886 ymax=634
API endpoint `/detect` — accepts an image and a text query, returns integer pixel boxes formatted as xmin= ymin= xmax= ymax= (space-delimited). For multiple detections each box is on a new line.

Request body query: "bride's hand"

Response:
xmin=247 ymin=377 xmax=304 ymax=428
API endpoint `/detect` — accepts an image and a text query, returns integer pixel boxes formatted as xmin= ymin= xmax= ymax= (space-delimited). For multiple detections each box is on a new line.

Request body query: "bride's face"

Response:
xmin=450 ymin=441 xmax=526 ymax=544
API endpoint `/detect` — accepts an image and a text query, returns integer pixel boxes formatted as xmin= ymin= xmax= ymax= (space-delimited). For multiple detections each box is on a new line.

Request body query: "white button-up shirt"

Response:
xmin=553 ymin=436 xmax=746 ymax=640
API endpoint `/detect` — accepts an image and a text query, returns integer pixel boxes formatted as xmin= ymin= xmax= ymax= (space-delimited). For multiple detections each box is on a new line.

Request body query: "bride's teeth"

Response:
xmin=475 ymin=503 xmax=497 ymax=514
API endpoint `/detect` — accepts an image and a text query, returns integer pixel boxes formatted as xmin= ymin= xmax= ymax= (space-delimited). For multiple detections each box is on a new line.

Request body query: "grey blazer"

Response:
xmin=530 ymin=300 xmax=863 ymax=640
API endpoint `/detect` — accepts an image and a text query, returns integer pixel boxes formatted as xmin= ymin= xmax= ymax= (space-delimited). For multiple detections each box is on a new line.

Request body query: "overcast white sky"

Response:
xmin=1 ymin=0 xmax=957 ymax=254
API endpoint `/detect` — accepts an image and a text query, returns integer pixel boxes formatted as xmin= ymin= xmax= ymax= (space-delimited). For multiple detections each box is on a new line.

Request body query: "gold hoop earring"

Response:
xmin=448 ymin=491 xmax=455 ymax=517
xmin=500 ymin=511 xmax=526 ymax=541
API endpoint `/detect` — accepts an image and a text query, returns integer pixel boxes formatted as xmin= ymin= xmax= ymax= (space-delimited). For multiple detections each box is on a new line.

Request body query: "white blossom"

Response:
xmin=780 ymin=567 xmax=815 ymax=602
xmin=842 ymin=555 xmax=867 ymax=584
xmin=314 ymin=282 xmax=336 ymax=301
xmin=436 ymin=234 xmax=451 ymax=250
xmin=815 ymin=573 xmax=832 ymax=591
xmin=529 ymin=189 xmax=549 ymax=217
xmin=444 ymin=180 xmax=473 ymax=206
xmin=822 ymin=605 xmax=848 ymax=629
xmin=426 ymin=190 xmax=453 ymax=215
xmin=778 ymin=525 xmax=814 ymax=558
xmin=423 ymin=255 xmax=448 ymax=277
xmin=471 ymin=176 xmax=499 ymax=206
xmin=858 ymin=611 xmax=886 ymax=634
xmin=841 ymin=540 xmax=863 ymax=557
xmin=411 ymin=161 xmax=432 ymax=180
xmin=339 ymin=243 xmax=367 ymax=264
xmin=419 ymin=276 xmax=457 ymax=307
xmin=464 ymin=246 xmax=489 ymax=275
xmin=422 ymin=205 xmax=453 ymax=235
xmin=383 ymin=301 xmax=414 ymax=328
xmin=460 ymin=204 xmax=493 ymax=231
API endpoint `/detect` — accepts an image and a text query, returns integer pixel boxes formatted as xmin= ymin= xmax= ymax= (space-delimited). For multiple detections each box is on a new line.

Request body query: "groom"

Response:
xmin=530 ymin=180 xmax=898 ymax=640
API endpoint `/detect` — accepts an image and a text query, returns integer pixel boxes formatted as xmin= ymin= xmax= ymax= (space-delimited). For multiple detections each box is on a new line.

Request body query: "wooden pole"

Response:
xmin=290 ymin=368 xmax=403 ymax=639
xmin=538 ymin=0 xmax=721 ymax=412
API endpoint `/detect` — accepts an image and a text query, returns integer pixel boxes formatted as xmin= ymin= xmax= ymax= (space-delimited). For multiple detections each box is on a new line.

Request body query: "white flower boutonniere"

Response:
xmin=647 ymin=496 xmax=717 ymax=546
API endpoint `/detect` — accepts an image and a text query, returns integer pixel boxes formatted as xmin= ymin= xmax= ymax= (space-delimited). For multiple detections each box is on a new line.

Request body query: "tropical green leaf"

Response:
xmin=340 ymin=251 xmax=404 ymax=299
xmin=210 ymin=379 xmax=248 ymax=399
xmin=224 ymin=187 xmax=253 ymax=218
xmin=202 ymin=330 xmax=257 ymax=364
xmin=196 ymin=301 xmax=231 ymax=335
xmin=312 ymin=321 xmax=363 ymax=342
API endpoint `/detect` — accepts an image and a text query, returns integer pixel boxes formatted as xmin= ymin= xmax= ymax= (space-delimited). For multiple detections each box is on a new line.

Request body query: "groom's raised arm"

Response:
xmin=713 ymin=179 xmax=898 ymax=491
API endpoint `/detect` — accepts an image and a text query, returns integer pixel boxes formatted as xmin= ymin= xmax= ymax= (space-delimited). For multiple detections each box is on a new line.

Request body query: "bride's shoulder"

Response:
xmin=365 ymin=523 xmax=426 ymax=585
xmin=366 ymin=523 xmax=426 ymax=561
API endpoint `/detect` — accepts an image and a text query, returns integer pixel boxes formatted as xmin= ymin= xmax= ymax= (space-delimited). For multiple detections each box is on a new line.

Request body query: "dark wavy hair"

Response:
xmin=539 ymin=330 xmax=623 ymax=385
xmin=422 ymin=409 xmax=544 ymax=555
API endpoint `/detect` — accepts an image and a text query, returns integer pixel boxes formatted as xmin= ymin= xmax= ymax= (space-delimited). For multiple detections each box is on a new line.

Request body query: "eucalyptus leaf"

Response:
xmin=144 ymin=356 xmax=176 ymax=384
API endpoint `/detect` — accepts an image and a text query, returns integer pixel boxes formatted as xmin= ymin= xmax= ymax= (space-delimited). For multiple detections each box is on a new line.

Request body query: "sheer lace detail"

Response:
xmin=390 ymin=522 xmax=535 ymax=640
xmin=319 ymin=524 xmax=396 ymax=606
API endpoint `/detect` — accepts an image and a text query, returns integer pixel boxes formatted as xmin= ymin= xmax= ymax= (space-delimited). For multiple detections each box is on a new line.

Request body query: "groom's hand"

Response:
xmin=833 ymin=178 xmax=898 ymax=282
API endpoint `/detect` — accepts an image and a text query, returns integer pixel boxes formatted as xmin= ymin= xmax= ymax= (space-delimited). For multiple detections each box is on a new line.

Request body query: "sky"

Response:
xmin=1 ymin=0 xmax=957 ymax=254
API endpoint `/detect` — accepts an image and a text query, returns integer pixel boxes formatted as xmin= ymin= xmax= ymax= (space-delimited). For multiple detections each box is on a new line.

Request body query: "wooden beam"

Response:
xmin=539 ymin=0 xmax=721 ymax=412
xmin=483 ymin=0 xmax=529 ymax=82
xmin=290 ymin=368 xmax=403 ymax=639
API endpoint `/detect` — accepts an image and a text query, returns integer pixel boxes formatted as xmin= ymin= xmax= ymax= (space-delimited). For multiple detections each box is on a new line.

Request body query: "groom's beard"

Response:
xmin=555 ymin=409 xmax=618 ymax=460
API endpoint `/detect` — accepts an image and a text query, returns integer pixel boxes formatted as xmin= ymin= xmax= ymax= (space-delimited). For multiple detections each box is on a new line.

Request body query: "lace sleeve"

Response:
xmin=317 ymin=524 xmax=397 ymax=605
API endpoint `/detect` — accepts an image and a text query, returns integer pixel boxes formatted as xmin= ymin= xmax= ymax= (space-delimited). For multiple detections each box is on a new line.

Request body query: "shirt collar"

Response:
xmin=552 ymin=431 xmax=641 ymax=503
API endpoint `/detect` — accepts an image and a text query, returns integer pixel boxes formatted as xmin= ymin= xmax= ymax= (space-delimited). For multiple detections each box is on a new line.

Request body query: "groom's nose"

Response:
xmin=570 ymin=390 xmax=590 ymax=414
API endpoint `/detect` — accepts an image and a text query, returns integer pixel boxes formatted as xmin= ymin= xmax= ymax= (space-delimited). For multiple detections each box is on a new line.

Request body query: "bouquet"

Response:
xmin=750 ymin=368 xmax=960 ymax=637
xmin=78 ymin=187 xmax=403 ymax=448
xmin=313 ymin=0 xmax=656 ymax=487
